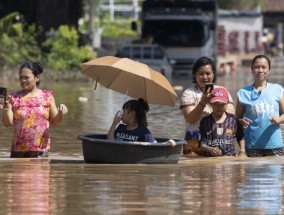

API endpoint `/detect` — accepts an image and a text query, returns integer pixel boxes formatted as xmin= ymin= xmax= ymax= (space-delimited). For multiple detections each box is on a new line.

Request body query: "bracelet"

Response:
xmin=198 ymin=102 xmax=205 ymax=107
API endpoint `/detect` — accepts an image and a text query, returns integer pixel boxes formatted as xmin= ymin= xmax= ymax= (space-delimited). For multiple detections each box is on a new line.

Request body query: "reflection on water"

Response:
xmin=0 ymin=159 xmax=50 ymax=214
xmin=0 ymin=64 xmax=284 ymax=214
xmin=0 ymin=157 xmax=283 ymax=214
xmin=237 ymin=164 xmax=283 ymax=215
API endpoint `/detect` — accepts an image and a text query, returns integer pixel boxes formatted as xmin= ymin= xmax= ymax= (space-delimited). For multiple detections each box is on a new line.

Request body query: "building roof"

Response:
xmin=263 ymin=0 xmax=284 ymax=12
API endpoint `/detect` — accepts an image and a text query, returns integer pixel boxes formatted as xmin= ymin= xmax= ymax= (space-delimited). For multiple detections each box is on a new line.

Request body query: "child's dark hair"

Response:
xmin=192 ymin=56 xmax=217 ymax=83
xmin=123 ymin=98 xmax=149 ymax=127
xmin=19 ymin=60 xmax=44 ymax=86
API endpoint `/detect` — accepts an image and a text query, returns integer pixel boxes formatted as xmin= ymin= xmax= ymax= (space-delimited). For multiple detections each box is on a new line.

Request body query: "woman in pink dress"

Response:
xmin=2 ymin=60 xmax=68 ymax=158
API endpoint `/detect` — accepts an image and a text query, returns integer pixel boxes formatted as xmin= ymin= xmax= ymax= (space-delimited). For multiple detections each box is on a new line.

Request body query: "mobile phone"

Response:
xmin=0 ymin=87 xmax=7 ymax=107
xmin=205 ymin=83 xmax=214 ymax=93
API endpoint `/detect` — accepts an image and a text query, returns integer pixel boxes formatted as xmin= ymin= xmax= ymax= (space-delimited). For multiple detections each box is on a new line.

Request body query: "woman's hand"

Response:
xmin=58 ymin=104 xmax=68 ymax=115
xmin=200 ymin=91 xmax=212 ymax=107
xmin=269 ymin=116 xmax=280 ymax=124
xmin=240 ymin=117 xmax=252 ymax=129
xmin=0 ymin=97 xmax=10 ymax=110
xmin=1 ymin=98 xmax=13 ymax=127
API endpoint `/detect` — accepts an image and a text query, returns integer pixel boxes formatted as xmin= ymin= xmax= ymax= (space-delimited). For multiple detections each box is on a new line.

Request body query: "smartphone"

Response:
xmin=0 ymin=87 xmax=7 ymax=107
xmin=205 ymin=83 xmax=214 ymax=93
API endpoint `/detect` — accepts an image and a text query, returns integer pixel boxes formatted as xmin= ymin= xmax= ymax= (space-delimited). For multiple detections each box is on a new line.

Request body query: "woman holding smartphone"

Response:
xmin=179 ymin=56 xmax=235 ymax=156
xmin=2 ymin=60 xmax=68 ymax=158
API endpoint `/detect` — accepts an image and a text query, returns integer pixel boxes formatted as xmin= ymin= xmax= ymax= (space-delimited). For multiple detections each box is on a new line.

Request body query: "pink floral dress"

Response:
xmin=9 ymin=90 xmax=54 ymax=152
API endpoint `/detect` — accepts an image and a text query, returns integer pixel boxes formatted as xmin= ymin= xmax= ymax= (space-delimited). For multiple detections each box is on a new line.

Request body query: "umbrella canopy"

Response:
xmin=81 ymin=56 xmax=177 ymax=106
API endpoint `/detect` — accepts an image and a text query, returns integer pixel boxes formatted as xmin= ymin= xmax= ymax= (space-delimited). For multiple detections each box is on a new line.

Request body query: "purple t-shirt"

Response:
xmin=115 ymin=124 xmax=156 ymax=143
xmin=199 ymin=113 xmax=244 ymax=156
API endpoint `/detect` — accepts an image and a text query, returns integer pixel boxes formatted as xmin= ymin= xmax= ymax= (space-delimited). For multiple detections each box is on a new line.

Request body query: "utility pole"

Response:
xmin=110 ymin=0 xmax=114 ymax=21
xmin=89 ymin=0 xmax=101 ymax=49
xmin=133 ymin=0 xmax=139 ymax=20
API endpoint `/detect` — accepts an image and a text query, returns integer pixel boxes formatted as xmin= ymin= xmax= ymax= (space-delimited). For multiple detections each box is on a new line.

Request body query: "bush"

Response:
xmin=0 ymin=13 xmax=41 ymax=66
xmin=0 ymin=13 xmax=96 ymax=70
xmin=100 ymin=16 xmax=139 ymax=38
xmin=43 ymin=25 xmax=96 ymax=70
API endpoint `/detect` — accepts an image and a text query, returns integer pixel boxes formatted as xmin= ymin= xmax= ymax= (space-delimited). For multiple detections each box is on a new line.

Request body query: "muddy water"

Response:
xmin=0 ymin=63 xmax=284 ymax=214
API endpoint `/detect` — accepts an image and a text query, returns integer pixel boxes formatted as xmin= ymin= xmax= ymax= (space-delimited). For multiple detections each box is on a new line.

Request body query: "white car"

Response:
xmin=116 ymin=44 xmax=173 ymax=80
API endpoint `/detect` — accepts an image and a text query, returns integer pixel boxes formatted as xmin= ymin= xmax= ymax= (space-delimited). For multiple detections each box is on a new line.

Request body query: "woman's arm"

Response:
xmin=182 ymin=99 xmax=235 ymax=124
xmin=181 ymin=86 xmax=235 ymax=123
xmin=277 ymin=93 xmax=284 ymax=123
xmin=269 ymin=93 xmax=284 ymax=124
xmin=235 ymin=98 xmax=244 ymax=118
xmin=237 ymin=138 xmax=247 ymax=157
xmin=235 ymin=97 xmax=252 ymax=129
xmin=49 ymin=97 xmax=68 ymax=126
xmin=181 ymin=103 xmax=206 ymax=124
xmin=2 ymin=101 xmax=13 ymax=127
xmin=180 ymin=89 xmax=211 ymax=124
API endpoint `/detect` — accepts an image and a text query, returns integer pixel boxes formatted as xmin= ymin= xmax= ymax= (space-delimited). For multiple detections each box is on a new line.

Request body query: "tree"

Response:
xmin=0 ymin=0 xmax=83 ymax=32
xmin=218 ymin=0 xmax=263 ymax=10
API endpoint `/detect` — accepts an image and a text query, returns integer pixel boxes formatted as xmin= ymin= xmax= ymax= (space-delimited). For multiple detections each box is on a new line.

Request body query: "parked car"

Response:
xmin=116 ymin=44 xmax=173 ymax=80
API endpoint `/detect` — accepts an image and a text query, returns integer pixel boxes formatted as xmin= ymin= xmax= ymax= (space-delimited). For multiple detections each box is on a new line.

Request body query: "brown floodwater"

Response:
xmin=0 ymin=62 xmax=284 ymax=214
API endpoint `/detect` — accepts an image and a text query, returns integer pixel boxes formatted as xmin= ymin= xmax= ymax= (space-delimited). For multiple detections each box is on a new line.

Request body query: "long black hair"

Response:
xmin=192 ymin=56 xmax=217 ymax=83
xmin=123 ymin=98 xmax=149 ymax=127
xmin=19 ymin=60 xmax=44 ymax=86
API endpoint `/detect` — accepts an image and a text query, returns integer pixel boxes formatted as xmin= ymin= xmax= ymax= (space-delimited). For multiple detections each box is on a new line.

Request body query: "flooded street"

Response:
xmin=0 ymin=63 xmax=284 ymax=214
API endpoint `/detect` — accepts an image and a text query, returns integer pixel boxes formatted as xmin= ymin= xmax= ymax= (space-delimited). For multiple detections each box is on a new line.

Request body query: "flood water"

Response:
xmin=1 ymin=62 xmax=284 ymax=214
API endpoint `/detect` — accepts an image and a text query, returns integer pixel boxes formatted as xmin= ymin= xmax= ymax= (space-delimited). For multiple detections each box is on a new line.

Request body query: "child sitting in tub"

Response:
xmin=107 ymin=98 xmax=155 ymax=142
xmin=107 ymin=98 xmax=176 ymax=146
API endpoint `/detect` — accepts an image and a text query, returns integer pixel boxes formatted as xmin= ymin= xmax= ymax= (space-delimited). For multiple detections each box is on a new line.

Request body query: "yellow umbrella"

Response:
xmin=81 ymin=56 xmax=177 ymax=106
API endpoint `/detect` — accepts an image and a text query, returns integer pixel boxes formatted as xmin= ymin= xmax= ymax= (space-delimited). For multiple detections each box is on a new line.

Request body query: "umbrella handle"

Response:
xmin=118 ymin=89 xmax=129 ymax=116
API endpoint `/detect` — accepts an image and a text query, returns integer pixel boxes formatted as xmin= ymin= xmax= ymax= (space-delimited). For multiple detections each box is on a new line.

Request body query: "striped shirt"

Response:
xmin=199 ymin=113 xmax=244 ymax=156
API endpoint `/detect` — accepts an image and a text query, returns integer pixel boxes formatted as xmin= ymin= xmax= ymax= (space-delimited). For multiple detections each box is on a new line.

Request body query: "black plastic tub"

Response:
xmin=77 ymin=134 xmax=186 ymax=164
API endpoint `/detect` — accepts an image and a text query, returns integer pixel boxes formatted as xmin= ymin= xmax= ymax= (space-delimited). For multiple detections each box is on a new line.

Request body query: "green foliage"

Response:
xmin=0 ymin=13 xmax=96 ymax=70
xmin=0 ymin=11 xmax=19 ymax=37
xmin=218 ymin=0 xmax=263 ymax=10
xmin=100 ymin=16 xmax=138 ymax=38
xmin=0 ymin=13 xmax=41 ymax=66
xmin=43 ymin=25 xmax=96 ymax=70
